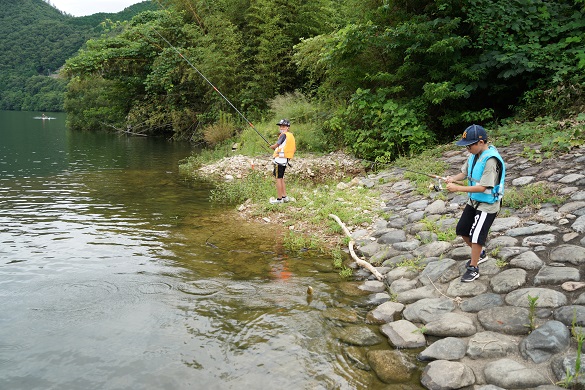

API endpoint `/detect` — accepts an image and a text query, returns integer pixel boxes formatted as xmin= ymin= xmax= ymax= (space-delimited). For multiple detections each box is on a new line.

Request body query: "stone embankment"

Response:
xmin=348 ymin=144 xmax=585 ymax=389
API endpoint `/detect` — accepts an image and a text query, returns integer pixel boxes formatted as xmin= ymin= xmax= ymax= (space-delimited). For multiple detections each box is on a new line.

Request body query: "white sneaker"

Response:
xmin=269 ymin=198 xmax=283 ymax=204
xmin=282 ymin=196 xmax=289 ymax=203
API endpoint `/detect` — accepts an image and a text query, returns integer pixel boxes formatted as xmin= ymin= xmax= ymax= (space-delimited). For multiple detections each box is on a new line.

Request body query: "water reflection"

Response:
xmin=0 ymin=111 xmax=406 ymax=389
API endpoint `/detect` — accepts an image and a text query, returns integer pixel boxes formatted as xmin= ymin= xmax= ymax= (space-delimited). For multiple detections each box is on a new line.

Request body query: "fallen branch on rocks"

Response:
xmin=329 ymin=214 xmax=384 ymax=281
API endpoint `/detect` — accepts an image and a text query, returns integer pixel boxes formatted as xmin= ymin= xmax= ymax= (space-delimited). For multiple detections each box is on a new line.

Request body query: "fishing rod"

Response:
xmin=148 ymin=26 xmax=272 ymax=147
xmin=397 ymin=167 xmax=466 ymax=189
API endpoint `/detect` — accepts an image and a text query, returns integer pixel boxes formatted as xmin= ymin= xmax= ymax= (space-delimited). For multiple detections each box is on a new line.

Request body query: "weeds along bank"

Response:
xmin=179 ymin=117 xmax=585 ymax=274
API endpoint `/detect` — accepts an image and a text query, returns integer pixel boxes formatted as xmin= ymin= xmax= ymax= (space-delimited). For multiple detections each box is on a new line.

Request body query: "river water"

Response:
xmin=0 ymin=111 xmax=398 ymax=389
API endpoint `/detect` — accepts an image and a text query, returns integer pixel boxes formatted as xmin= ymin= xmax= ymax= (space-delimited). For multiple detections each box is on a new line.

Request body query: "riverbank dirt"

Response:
xmin=195 ymin=151 xmax=375 ymax=247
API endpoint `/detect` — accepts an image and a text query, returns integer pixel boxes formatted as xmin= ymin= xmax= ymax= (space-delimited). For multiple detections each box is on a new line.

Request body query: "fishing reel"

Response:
xmin=428 ymin=179 xmax=443 ymax=192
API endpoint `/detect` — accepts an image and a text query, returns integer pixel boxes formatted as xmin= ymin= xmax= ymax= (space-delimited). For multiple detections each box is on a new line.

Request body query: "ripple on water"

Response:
xmin=29 ymin=280 xmax=119 ymax=312
xmin=177 ymin=280 xmax=224 ymax=296
xmin=136 ymin=282 xmax=173 ymax=294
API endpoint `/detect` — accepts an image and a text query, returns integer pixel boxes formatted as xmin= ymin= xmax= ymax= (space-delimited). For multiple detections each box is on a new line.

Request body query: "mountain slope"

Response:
xmin=0 ymin=0 xmax=157 ymax=111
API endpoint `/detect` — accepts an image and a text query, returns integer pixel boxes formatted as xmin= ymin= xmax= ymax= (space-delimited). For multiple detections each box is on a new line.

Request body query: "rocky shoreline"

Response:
xmin=346 ymin=144 xmax=585 ymax=389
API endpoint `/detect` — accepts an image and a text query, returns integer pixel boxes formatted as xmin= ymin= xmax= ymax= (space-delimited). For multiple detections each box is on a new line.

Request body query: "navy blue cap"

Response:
xmin=456 ymin=124 xmax=488 ymax=146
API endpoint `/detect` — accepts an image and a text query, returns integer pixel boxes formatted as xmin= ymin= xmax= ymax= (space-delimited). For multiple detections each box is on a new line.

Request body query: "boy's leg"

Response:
xmin=457 ymin=204 xmax=496 ymax=268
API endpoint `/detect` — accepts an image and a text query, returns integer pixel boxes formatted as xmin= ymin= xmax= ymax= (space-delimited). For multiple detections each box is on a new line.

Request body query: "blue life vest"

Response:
xmin=467 ymin=145 xmax=506 ymax=204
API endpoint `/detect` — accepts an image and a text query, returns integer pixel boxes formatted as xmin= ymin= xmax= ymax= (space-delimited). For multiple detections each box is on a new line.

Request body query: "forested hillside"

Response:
xmin=62 ymin=0 xmax=585 ymax=161
xmin=0 ymin=0 xmax=156 ymax=111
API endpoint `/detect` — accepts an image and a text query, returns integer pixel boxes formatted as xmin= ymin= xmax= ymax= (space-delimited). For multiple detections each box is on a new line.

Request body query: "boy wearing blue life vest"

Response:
xmin=269 ymin=119 xmax=296 ymax=204
xmin=446 ymin=124 xmax=506 ymax=283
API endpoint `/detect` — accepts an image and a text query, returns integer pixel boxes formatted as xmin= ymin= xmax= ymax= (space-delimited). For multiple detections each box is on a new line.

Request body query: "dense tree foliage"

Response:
xmin=0 ymin=0 xmax=156 ymax=111
xmin=60 ymin=0 xmax=585 ymax=159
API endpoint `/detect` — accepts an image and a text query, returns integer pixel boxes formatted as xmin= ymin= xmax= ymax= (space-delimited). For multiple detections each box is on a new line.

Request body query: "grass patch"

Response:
xmin=503 ymin=182 xmax=567 ymax=210
xmin=419 ymin=217 xmax=457 ymax=242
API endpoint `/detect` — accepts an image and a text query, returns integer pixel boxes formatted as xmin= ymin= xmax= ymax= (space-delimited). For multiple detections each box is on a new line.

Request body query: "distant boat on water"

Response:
xmin=33 ymin=115 xmax=56 ymax=120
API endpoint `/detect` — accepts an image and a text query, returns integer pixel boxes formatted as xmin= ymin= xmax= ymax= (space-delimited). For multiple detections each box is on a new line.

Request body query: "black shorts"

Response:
xmin=456 ymin=204 xmax=497 ymax=246
xmin=273 ymin=163 xmax=286 ymax=179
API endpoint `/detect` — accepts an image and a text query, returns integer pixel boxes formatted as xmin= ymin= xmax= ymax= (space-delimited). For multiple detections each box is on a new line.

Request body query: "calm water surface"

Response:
xmin=0 ymin=111 xmax=399 ymax=389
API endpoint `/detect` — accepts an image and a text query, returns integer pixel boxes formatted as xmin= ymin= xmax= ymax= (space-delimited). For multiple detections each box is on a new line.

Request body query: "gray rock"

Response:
xmin=395 ymin=285 xmax=440 ymax=304
xmin=484 ymin=358 xmax=548 ymax=388
xmin=551 ymin=354 xmax=585 ymax=386
xmin=419 ymin=258 xmax=459 ymax=285
xmin=446 ymin=278 xmax=489 ymax=297
xmin=490 ymin=268 xmax=527 ymax=293
xmin=553 ymin=305 xmax=585 ymax=327
xmin=572 ymin=215 xmax=585 ymax=233
xmin=559 ymin=200 xmax=585 ymax=214
xmin=402 ymin=297 xmax=456 ymax=323
xmin=509 ymin=250 xmax=545 ymax=269
xmin=522 ymin=233 xmax=557 ymax=246
xmin=485 ymin=235 xmax=519 ymax=250
xmin=534 ymin=265 xmax=580 ymax=286
xmin=366 ymin=301 xmax=405 ymax=324
xmin=389 ymin=277 xmax=419 ymax=294
xmin=423 ymin=312 xmax=476 ymax=337
xmin=418 ymin=337 xmax=467 ymax=361
xmin=506 ymin=223 xmax=558 ymax=237
xmin=380 ymin=320 xmax=426 ymax=348
xmin=336 ymin=325 xmax=385 ymax=346
xmin=407 ymin=199 xmax=428 ymax=210
xmin=490 ymin=217 xmax=521 ymax=232
xmin=425 ymin=199 xmax=446 ymax=214
xmin=519 ymin=320 xmax=571 ymax=363
xmin=412 ymin=241 xmax=452 ymax=258
xmin=559 ymin=173 xmax=585 ymax=183
xmin=549 ymin=244 xmax=585 ymax=265
xmin=478 ymin=306 xmax=531 ymax=335
xmin=467 ymin=331 xmax=518 ymax=359
xmin=505 ymin=287 xmax=568 ymax=308
xmin=421 ymin=360 xmax=475 ymax=390
xmin=460 ymin=293 xmax=504 ymax=313
xmin=513 ymin=176 xmax=535 ymax=186
xmin=358 ymin=280 xmax=387 ymax=292
xmin=392 ymin=239 xmax=421 ymax=251
xmin=378 ymin=230 xmax=407 ymax=244
xmin=498 ymin=246 xmax=530 ymax=260
xmin=366 ymin=350 xmax=417 ymax=384
xmin=385 ymin=267 xmax=419 ymax=284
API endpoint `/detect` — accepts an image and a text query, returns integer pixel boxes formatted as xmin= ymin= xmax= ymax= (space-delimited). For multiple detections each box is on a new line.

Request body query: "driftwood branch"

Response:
xmin=329 ymin=214 xmax=384 ymax=281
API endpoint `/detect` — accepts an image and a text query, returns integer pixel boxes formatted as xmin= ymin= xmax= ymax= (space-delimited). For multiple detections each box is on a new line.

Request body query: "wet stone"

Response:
xmin=336 ymin=325 xmax=385 ymax=346
xmin=418 ymin=337 xmax=467 ymax=361
xmin=366 ymin=350 xmax=417 ymax=384
xmin=380 ymin=320 xmax=426 ymax=349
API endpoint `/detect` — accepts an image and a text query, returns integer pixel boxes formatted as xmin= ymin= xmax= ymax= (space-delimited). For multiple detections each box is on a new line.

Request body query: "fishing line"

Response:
xmin=147 ymin=26 xmax=272 ymax=147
